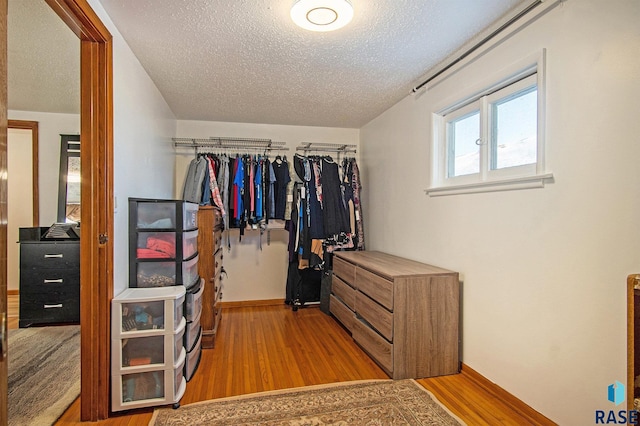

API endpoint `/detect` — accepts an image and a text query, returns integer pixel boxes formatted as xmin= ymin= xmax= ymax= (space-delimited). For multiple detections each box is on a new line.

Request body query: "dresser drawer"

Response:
xmin=213 ymin=208 xmax=223 ymax=230
xmin=215 ymin=250 xmax=223 ymax=278
xmin=214 ymin=276 xmax=222 ymax=303
xmin=21 ymin=269 xmax=79 ymax=291
xmin=352 ymin=318 xmax=393 ymax=374
xmin=355 ymin=267 xmax=393 ymax=311
xmin=21 ymin=285 xmax=79 ymax=305
xmin=355 ymin=290 xmax=393 ymax=342
xmin=333 ymin=256 xmax=355 ymax=285
xmin=214 ymin=230 xmax=222 ymax=251
xmin=20 ymin=243 xmax=80 ymax=269
xmin=20 ymin=292 xmax=80 ymax=324
xmin=332 ymin=275 xmax=355 ymax=310
xmin=329 ymin=294 xmax=355 ymax=333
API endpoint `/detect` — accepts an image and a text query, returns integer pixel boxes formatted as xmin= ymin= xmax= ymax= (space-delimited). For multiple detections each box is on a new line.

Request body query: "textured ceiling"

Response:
xmin=8 ymin=0 xmax=80 ymax=115
xmin=9 ymin=0 xmax=527 ymax=128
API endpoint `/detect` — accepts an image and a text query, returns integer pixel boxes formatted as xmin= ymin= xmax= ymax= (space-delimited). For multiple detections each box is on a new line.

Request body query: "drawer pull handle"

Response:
xmin=44 ymin=279 xmax=64 ymax=284
xmin=44 ymin=254 xmax=64 ymax=258
xmin=44 ymin=304 xmax=63 ymax=309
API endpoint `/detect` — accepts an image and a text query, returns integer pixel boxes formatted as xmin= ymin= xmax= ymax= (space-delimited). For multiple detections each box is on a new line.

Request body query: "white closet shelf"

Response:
xmin=296 ymin=142 xmax=357 ymax=154
xmin=173 ymin=137 xmax=289 ymax=152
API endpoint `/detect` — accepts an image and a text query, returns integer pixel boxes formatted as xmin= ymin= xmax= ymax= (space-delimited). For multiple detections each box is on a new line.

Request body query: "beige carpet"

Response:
xmin=8 ymin=325 xmax=81 ymax=426
xmin=150 ymin=379 xmax=466 ymax=425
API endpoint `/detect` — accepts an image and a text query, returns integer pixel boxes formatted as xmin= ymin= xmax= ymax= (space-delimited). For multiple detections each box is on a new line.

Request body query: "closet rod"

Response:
xmin=296 ymin=142 xmax=357 ymax=154
xmin=193 ymin=145 xmax=289 ymax=152
xmin=411 ymin=0 xmax=543 ymax=93
xmin=173 ymin=137 xmax=289 ymax=151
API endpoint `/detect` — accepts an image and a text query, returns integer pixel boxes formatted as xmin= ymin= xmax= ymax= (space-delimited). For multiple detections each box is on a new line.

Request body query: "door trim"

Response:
xmin=45 ymin=0 xmax=113 ymax=421
xmin=628 ymin=274 xmax=640 ymax=410
xmin=8 ymin=120 xmax=39 ymax=225
xmin=0 ymin=1 xmax=8 ymax=424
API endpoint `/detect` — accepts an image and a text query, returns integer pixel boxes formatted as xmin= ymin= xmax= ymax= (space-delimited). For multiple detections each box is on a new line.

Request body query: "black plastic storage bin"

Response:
xmin=129 ymin=198 xmax=200 ymax=288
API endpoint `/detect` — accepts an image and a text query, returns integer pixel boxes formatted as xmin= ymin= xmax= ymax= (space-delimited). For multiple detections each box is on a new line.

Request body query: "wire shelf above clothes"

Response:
xmin=296 ymin=142 xmax=357 ymax=154
xmin=173 ymin=137 xmax=289 ymax=153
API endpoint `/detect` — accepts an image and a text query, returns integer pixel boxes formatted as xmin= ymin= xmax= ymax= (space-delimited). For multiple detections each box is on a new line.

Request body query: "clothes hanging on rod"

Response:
xmin=325 ymin=156 xmax=365 ymax=252
xmin=347 ymin=157 xmax=365 ymax=250
xmin=182 ymin=156 xmax=208 ymax=204
xmin=321 ymin=157 xmax=349 ymax=237
xmin=181 ymin=152 xmax=292 ymax=240
xmin=272 ymin=156 xmax=291 ymax=220
xmin=286 ymin=153 xmax=365 ymax=264
xmin=284 ymin=151 xmax=365 ymax=309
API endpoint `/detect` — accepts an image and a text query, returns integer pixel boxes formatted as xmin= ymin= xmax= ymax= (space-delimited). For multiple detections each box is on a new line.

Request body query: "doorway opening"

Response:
xmin=7 ymin=121 xmax=38 ymax=296
xmin=1 ymin=0 xmax=112 ymax=420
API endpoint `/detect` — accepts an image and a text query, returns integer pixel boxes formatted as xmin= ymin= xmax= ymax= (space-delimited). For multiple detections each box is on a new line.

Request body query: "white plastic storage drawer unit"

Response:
xmin=185 ymin=328 xmax=202 ymax=382
xmin=185 ymin=278 xmax=204 ymax=322
xmin=135 ymin=230 xmax=199 ymax=261
xmin=132 ymin=198 xmax=198 ymax=231
xmin=133 ymin=254 xmax=199 ymax=288
xmin=185 ymin=311 xmax=202 ymax=352
xmin=111 ymin=286 xmax=187 ymax=411
xmin=129 ymin=198 xmax=200 ymax=288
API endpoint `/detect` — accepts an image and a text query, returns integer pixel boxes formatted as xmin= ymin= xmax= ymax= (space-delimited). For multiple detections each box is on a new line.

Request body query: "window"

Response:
xmin=428 ymin=53 xmax=552 ymax=196
xmin=488 ymin=76 xmax=538 ymax=172
xmin=447 ymin=106 xmax=480 ymax=178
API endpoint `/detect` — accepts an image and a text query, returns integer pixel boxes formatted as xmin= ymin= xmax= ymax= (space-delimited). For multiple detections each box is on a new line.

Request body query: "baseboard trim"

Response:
xmin=8 ymin=289 xmax=19 ymax=295
xmin=220 ymin=299 xmax=286 ymax=308
xmin=461 ymin=363 xmax=554 ymax=424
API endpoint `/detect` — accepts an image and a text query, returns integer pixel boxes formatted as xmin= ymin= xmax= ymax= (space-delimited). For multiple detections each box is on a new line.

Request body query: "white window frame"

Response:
xmin=427 ymin=50 xmax=553 ymax=196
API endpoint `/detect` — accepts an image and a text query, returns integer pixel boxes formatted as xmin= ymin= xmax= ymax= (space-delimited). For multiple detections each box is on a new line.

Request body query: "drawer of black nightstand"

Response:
xmin=19 ymin=276 xmax=79 ymax=300
xmin=20 ymin=243 xmax=80 ymax=269
xmin=20 ymin=269 xmax=79 ymax=290
xmin=20 ymin=292 xmax=80 ymax=324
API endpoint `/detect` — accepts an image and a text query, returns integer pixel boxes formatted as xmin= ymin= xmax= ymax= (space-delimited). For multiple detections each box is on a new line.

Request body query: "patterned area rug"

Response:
xmin=8 ymin=325 xmax=81 ymax=426
xmin=151 ymin=379 xmax=466 ymax=425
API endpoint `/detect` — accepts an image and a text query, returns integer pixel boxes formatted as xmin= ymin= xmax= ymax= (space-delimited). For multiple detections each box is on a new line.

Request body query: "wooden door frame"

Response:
xmin=44 ymin=0 xmax=113 ymax=421
xmin=628 ymin=274 xmax=640 ymax=410
xmin=0 ymin=1 xmax=7 ymax=424
xmin=8 ymin=120 xmax=39 ymax=225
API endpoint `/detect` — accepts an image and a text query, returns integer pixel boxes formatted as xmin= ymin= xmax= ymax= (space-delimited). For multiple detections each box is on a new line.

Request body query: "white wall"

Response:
xmin=89 ymin=0 xmax=178 ymax=295
xmin=360 ymin=1 xmax=640 ymax=424
xmin=7 ymin=128 xmax=34 ymax=291
xmin=175 ymin=120 xmax=359 ymax=302
xmin=7 ymin=110 xmax=79 ymax=225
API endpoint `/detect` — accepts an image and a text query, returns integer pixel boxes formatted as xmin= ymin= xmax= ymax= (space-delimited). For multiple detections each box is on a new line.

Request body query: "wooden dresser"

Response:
xmin=330 ymin=251 xmax=459 ymax=379
xmin=197 ymin=206 xmax=224 ymax=348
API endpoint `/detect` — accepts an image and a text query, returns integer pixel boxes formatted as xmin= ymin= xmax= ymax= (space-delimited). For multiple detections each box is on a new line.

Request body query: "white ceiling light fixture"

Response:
xmin=291 ymin=0 xmax=354 ymax=32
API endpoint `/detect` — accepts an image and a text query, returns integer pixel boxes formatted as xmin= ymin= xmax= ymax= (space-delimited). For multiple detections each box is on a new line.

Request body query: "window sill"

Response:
xmin=425 ymin=173 xmax=554 ymax=197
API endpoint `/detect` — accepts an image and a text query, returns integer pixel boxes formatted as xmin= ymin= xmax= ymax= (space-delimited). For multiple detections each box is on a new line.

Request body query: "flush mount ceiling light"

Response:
xmin=291 ymin=0 xmax=354 ymax=32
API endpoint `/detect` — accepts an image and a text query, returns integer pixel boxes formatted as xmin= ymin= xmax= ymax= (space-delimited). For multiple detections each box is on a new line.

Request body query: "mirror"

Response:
xmin=57 ymin=134 xmax=81 ymax=223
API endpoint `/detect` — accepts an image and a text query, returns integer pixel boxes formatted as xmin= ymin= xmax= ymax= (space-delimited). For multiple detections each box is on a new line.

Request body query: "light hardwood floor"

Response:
xmin=7 ymin=293 xmax=18 ymax=330
xmin=6 ymin=295 xmax=555 ymax=425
